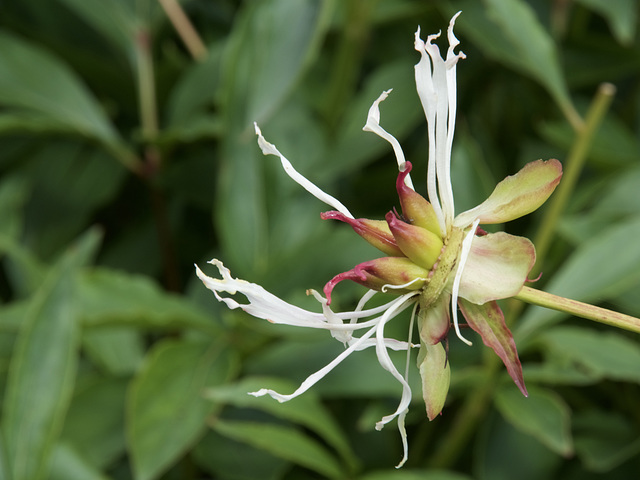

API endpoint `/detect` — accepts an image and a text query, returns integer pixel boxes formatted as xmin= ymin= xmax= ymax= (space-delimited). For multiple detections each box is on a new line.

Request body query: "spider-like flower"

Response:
xmin=196 ymin=12 xmax=562 ymax=467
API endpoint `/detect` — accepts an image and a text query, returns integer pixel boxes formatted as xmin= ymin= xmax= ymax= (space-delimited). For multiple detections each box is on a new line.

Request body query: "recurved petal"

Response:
xmin=453 ymin=159 xmax=562 ymax=228
xmin=458 ymin=298 xmax=527 ymax=396
xmin=458 ymin=232 xmax=535 ymax=304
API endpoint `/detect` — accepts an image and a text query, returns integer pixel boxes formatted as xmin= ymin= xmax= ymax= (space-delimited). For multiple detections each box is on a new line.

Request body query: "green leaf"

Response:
xmin=359 ymin=470 xmax=473 ymax=480
xmin=128 ymin=339 xmax=237 ymax=480
xmin=574 ymin=0 xmax=637 ymax=45
xmin=1 ymin=230 xmax=98 ymax=480
xmin=77 ymin=267 xmax=217 ymax=333
xmin=516 ymin=216 xmax=640 ymax=343
xmin=204 ymin=376 xmax=358 ymax=471
xmin=213 ymin=419 xmax=344 ymax=479
xmin=60 ymin=376 xmax=128 ymax=469
xmin=539 ymin=326 xmax=640 ymax=384
xmin=494 ymin=385 xmax=573 ymax=456
xmin=0 ymin=32 xmax=127 ymax=158
xmin=48 ymin=442 xmax=110 ymax=480
xmin=573 ymin=410 xmax=640 ymax=472
xmin=457 ymin=0 xmax=572 ymax=112
xmin=81 ymin=327 xmax=145 ymax=376
xmin=216 ymin=0 xmax=332 ymax=273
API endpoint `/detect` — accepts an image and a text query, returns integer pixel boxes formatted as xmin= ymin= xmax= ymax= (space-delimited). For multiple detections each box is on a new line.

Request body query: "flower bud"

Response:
xmin=386 ymin=212 xmax=444 ymax=270
xmin=321 ymin=211 xmax=403 ymax=257
xmin=323 ymin=257 xmax=428 ymax=304
xmin=397 ymin=162 xmax=442 ymax=236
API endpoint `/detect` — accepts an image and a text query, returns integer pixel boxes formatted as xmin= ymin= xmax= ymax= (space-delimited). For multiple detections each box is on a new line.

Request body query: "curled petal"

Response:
xmin=386 ymin=212 xmax=443 ymax=270
xmin=454 ymin=159 xmax=563 ymax=228
xmin=321 ymin=211 xmax=403 ymax=256
xmin=458 ymin=232 xmax=536 ymax=304
xmin=396 ymin=162 xmax=442 ymax=236
xmin=458 ymin=299 xmax=527 ymax=397
xmin=324 ymin=257 xmax=429 ymax=304
xmin=363 ymin=90 xmax=412 ymax=187
xmin=196 ymin=259 xmax=329 ymax=328
xmin=255 ymin=123 xmax=354 ymax=218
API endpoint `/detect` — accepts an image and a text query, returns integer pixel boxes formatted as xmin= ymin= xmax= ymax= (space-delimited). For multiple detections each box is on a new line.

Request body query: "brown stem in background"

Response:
xmin=157 ymin=0 xmax=208 ymax=61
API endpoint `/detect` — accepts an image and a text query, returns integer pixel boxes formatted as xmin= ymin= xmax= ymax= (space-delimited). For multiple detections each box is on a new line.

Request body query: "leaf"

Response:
xmin=573 ymin=410 xmax=640 ymax=472
xmin=495 ymin=385 xmax=573 ymax=456
xmin=204 ymin=376 xmax=357 ymax=471
xmin=216 ymin=0 xmax=332 ymax=274
xmin=0 ymin=32 xmax=126 ymax=156
xmin=76 ymin=267 xmax=217 ymax=333
xmin=359 ymin=470 xmax=473 ymax=480
xmin=48 ymin=442 xmax=111 ymax=480
xmin=516 ymin=216 xmax=640 ymax=343
xmin=458 ymin=299 xmax=527 ymax=396
xmin=574 ymin=0 xmax=638 ymax=45
xmin=81 ymin=327 xmax=145 ymax=376
xmin=456 ymin=0 xmax=572 ymax=112
xmin=1 ymin=230 xmax=99 ymax=480
xmin=539 ymin=326 xmax=640 ymax=384
xmin=128 ymin=339 xmax=237 ymax=480
xmin=60 ymin=376 xmax=128 ymax=469
xmin=212 ymin=420 xmax=344 ymax=479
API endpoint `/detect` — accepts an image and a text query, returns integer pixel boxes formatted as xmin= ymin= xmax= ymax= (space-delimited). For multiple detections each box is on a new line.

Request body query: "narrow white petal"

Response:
xmin=362 ymin=90 xmax=414 ymax=190
xmin=254 ymin=123 xmax=354 ymax=218
xmin=249 ymin=322 xmax=380 ymax=402
xmin=450 ymin=219 xmax=480 ymax=346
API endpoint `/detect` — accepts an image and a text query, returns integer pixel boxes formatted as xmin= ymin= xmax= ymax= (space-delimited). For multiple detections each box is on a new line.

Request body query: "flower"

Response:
xmin=196 ymin=12 xmax=562 ymax=468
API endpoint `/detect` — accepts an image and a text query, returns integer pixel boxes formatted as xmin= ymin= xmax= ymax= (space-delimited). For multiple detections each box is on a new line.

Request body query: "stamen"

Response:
xmin=255 ymin=123 xmax=354 ymax=218
xmin=450 ymin=219 xmax=480 ymax=346
xmin=381 ymin=278 xmax=427 ymax=292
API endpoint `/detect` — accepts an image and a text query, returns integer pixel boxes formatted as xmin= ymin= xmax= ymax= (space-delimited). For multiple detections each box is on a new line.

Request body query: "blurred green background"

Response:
xmin=1 ymin=0 xmax=640 ymax=479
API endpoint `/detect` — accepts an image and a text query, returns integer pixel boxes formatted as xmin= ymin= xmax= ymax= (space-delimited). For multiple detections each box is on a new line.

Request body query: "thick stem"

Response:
xmin=533 ymin=82 xmax=616 ymax=274
xmin=514 ymin=286 xmax=640 ymax=335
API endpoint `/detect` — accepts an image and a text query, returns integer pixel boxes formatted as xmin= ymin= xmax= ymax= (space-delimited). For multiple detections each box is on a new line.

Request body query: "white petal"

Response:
xmin=450 ymin=219 xmax=480 ymax=346
xmin=362 ymin=90 xmax=414 ymax=190
xmin=255 ymin=123 xmax=354 ymax=218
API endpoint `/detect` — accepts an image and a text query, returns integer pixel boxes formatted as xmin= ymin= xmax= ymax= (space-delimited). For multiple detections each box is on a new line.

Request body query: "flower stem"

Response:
xmin=514 ymin=286 xmax=640 ymax=335
xmin=533 ymin=82 xmax=616 ymax=274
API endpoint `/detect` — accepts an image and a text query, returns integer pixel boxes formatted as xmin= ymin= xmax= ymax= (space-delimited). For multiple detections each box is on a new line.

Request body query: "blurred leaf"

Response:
xmin=1 ymin=230 xmax=99 ymax=480
xmin=77 ymin=267 xmax=217 ymax=332
xmin=82 ymin=327 xmax=145 ymax=376
xmin=539 ymin=326 xmax=640 ymax=384
xmin=575 ymin=0 xmax=637 ymax=45
xmin=494 ymin=385 xmax=573 ymax=456
xmin=359 ymin=470 xmax=473 ymax=480
xmin=0 ymin=175 xmax=28 ymax=239
xmin=0 ymin=32 xmax=129 ymax=160
xmin=165 ymin=43 xmax=223 ymax=126
xmin=475 ymin=409 xmax=563 ymax=480
xmin=216 ymin=0 xmax=332 ymax=274
xmin=516 ymin=216 xmax=640 ymax=342
xmin=55 ymin=0 xmax=136 ymax=58
xmin=522 ymin=362 xmax=597 ymax=386
xmin=128 ymin=339 xmax=237 ymax=480
xmin=48 ymin=442 xmax=110 ymax=480
xmin=573 ymin=410 xmax=640 ymax=472
xmin=60 ymin=376 xmax=128 ymax=469
xmin=192 ymin=430 xmax=288 ymax=480
xmin=456 ymin=0 xmax=572 ymax=113
xmin=205 ymin=376 xmax=357 ymax=470
xmin=213 ymin=419 xmax=344 ymax=479
xmin=539 ymin=114 xmax=640 ymax=168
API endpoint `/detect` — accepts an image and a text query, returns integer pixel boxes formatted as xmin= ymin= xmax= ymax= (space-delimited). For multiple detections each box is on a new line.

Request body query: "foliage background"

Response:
xmin=1 ymin=0 xmax=640 ymax=479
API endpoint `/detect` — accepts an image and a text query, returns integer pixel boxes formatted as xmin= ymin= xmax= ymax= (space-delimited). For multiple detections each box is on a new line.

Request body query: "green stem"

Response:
xmin=158 ymin=0 xmax=208 ymax=61
xmin=514 ymin=286 xmax=640 ymax=334
xmin=533 ymin=82 xmax=616 ymax=274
